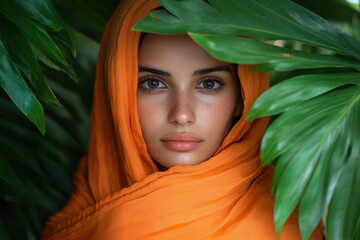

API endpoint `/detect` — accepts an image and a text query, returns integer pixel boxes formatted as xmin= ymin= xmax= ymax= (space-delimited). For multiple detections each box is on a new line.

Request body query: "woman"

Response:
xmin=137 ymin=33 xmax=242 ymax=170
xmin=43 ymin=0 xmax=322 ymax=239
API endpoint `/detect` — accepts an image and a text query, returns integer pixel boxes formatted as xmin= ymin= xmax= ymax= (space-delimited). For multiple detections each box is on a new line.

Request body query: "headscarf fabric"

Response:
xmin=42 ymin=0 xmax=322 ymax=239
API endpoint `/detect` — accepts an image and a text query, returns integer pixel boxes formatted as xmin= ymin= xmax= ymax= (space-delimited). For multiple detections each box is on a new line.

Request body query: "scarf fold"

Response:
xmin=42 ymin=0 xmax=322 ymax=239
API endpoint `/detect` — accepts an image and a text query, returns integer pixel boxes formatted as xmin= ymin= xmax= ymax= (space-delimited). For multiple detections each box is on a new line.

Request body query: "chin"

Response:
xmin=158 ymin=154 xmax=211 ymax=168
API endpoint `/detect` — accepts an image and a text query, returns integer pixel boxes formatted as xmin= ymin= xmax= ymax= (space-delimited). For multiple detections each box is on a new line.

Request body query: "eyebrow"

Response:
xmin=192 ymin=65 xmax=232 ymax=76
xmin=138 ymin=66 xmax=171 ymax=77
xmin=138 ymin=65 xmax=232 ymax=77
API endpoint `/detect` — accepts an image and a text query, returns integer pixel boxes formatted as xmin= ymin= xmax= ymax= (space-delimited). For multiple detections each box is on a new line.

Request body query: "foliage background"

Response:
xmin=0 ymin=0 xmax=359 ymax=239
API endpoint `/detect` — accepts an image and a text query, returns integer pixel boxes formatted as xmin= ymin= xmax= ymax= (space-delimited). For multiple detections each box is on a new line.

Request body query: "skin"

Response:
xmin=137 ymin=34 xmax=242 ymax=170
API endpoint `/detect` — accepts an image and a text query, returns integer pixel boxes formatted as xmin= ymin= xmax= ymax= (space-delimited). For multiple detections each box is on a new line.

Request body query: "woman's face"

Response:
xmin=137 ymin=34 xmax=241 ymax=169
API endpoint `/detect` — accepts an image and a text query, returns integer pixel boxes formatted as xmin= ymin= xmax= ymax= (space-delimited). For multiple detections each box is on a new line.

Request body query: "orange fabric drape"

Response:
xmin=42 ymin=0 xmax=322 ymax=239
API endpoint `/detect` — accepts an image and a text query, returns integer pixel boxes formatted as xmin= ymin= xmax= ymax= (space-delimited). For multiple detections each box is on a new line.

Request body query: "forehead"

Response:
xmin=138 ymin=34 xmax=233 ymax=70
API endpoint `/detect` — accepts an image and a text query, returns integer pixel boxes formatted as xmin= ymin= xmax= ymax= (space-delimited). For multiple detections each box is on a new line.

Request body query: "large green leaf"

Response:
xmin=264 ymin=86 xmax=360 ymax=236
xmin=260 ymin=85 xmax=360 ymax=164
xmin=294 ymin=0 xmax=360 ymax=23
xmin=298 ymin=124 xmax=349 ymax=239
xmin=0 ymin=40 xmax=45 ymax=134
xmin=325 ymin=100 xmax=360 ymax=240
xmin=189 ymin=34 xmax=360 ymax=71
xmin=133 ymin=0 xmax=360 ymax=60
xmin=0 ymin=16 xmax=60 ymax=106
xmin=247 ymin=73 xmax=360 ymax=122
xmin=13 ymin=0 xmax=63 ymax=31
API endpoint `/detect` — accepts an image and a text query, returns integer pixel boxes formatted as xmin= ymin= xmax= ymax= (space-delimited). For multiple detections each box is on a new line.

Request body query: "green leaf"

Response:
xmin=53 ymin=0 xmax=108 ymax=37
xmin=133 ymin=1 xmax=276 ymax=38
xmin=247 ymin=73 xmax=360 ymax=121
xmin=265 ymin=86 xmax=360 ymax=235
xmin=134 ymin=0 xmax=360 ymax=60
xmin=0 ymin=153 xmax=26 ymax=190
xmin=0 ymin=40 xmax=45 ymax=134
xmin=273 ymin=143 xmax=320 ymax=236
xmin=209 ymin=0 xmax=360 ymax=58
xmin=326 ymin=156 xmax=360 ymax=240
xmin=189 ymin=34 xmax=360 ymax=71
xmin=0 ymin=137 xmax=45 ymax=177
xmin=326 ymin=101 xmax=360 ymax=240
xmin=51 ymin=30 xmax=77 ymax=58
xmin=34 ymin=47 xmax=77 ymax=82
xmin=298 ymin=121 xmax=349 ymax=239
xmin=0 ymin=16 xmax=60 ymax=106
xmin=27 ymin=208 xmax=44 ymax=236
xmin=13 ymin=0 xmax=63 ymax=31
xmin=40 ymin=156 xmax=73 ymax=193
xmin=262 ymin=86 xmax=360 ymax=164
xmin=50 ymin=31 xmax=78 ymax=82
xmin=158 ymin=0 xmax=225 ymax=23
xmin=13 ymin=206 xmax=37 ymax=240
xmin=0 ymin=0 xmax=68 ymax=69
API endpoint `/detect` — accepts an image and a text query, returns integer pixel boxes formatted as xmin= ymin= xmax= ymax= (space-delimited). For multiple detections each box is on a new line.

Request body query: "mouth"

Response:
xmin=161 ymin=133 xmax=203 ymax=152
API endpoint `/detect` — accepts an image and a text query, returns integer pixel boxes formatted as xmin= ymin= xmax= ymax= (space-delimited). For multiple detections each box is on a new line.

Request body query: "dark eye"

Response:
xmin=147 ymin=79 xmax=160 ymax=88
xmin=139 ymin=76 xmax=166 ymax=90
xmin=198 ymin=79 xmax=221 ymax=89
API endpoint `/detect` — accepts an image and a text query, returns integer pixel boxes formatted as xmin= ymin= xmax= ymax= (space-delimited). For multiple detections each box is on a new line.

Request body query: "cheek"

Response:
xmin=137 ymin=95 xmax=166 ymax=138
xmin=198 ymin=96 xmax=237 ymax=135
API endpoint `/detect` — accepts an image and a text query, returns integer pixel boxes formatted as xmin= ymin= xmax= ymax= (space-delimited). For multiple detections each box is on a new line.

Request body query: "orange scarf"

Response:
xmin=43 ymin=0 xmax=322 ymax=239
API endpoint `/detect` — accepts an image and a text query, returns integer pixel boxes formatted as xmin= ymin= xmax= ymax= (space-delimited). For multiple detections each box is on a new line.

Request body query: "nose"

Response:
xmin=168 ymin=91 xmax=195 ymax=125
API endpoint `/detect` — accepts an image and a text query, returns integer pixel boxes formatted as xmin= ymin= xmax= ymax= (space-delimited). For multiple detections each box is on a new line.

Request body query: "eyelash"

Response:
xmin=196 ymin=77 xmax=224 ymax=92
xmin=138 ymin=76 xmax=166 ymax=92
xmin=137 ymin=75 xmax=224 ymax=92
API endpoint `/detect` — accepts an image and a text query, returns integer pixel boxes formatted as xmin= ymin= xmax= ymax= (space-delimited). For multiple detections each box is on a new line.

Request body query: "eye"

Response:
xmin=197 ymin=79 xmax=222 ymax=90
xmin=138 ymin=76 xmax=166 ymax=90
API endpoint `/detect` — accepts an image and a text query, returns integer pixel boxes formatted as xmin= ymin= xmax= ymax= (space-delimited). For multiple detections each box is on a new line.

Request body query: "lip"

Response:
xmin=161 ymin=133 xmax=203 ymax=152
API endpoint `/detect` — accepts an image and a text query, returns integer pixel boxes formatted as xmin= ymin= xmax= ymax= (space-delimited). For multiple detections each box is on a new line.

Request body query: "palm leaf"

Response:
xmin=133 ymin=0 xmax=360 ymax=60
xmin=247 ymin=73 xmax=360 ymax=126
xmin=189 ymin=34 xmax=360 ymax=71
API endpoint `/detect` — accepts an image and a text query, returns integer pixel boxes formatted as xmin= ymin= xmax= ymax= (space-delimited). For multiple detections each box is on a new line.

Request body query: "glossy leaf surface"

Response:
xmin=325 ymin=103 xmax=360 ymax=240
xmin=0 ymin=40 xmax=45 ymax=134
xmin=0 ymin=17 xmax=60 ymax=105
xmin=266 ymin=86 xmax=360 ymax=237
xmin=133 ymin=0 xmax=360 ymax=60
xmin=13 ymin=0 xmax=63 ymax=30
xmin=0 ymin=0 xmax=68 ymax=69
xmin=189 ymin=34 xmax=360 ymax=71
xmin=247 ymin=73 xmax=360 ymax=121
